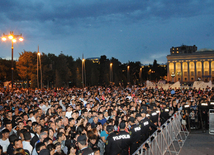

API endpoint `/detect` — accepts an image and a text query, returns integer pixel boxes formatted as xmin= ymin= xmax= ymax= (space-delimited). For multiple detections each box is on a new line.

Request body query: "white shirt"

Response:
xmin=23 ymin=141 xmax=33 ymax=155
xmin=65 ymin=111 xmax=72 ymax=119
xmin=0 ymin=138 xmax=9 ymax=153
xmin=29 ymin=116 xmax=36 ymax=122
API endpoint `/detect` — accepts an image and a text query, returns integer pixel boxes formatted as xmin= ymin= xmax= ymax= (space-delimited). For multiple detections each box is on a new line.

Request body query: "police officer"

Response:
xmin=199 ymin=100 xmax=209 ymax=132
xmin=160 ymin=102 xmax=170 ymax=125
xmin=118 ymin=121 xmax=131 ymax=155
xmin=136 ymin=113 xmax=149 ymax=144
xmin=128 ymin=117 xmax=141 ymax=154
xmin=105 ymin=123 xmax=131 ymax=155
xmin=77 ymin=134 xmax=94 ymax=155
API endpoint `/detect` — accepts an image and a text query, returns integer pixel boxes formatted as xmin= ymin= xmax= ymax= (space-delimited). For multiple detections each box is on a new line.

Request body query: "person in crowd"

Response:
xmin=0 ymin=129 xmax=10 ymax=154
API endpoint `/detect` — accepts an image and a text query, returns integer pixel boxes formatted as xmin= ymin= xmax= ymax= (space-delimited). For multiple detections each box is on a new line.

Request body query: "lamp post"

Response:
xmin=37 ymin=52 xmax=42 ymax=89
xmin=127 ymin=65 xmax=130 ymax=85
xmin=1 ymin=31 xmax=23 ymax=88
xmin=82 ymin=59 xmax=85 ymax=88
xmin=139 ymin=67 xmax=142 ymax=85
xmin=110 ymin=63 xmax=113 ymax=84
xmin=37 ymin=52 xmax=39 ymax=88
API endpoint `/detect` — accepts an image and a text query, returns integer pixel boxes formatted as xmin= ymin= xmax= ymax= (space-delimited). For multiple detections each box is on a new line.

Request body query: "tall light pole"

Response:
xmin=127 ymin=65 xmax=130 ymax=85
xmin=38 ymin=52 xmax=42 ymax=89
xmin=82 ymin=59 xmax=85 ymax=88
xmin=37 ymin=52 xmax=39 ymax=88
xmin=1 ymin=31 xmax=23 ymax=88
xmin=110 ymin=63 xmax=113 ymax=84
xmin=139 ymin=67 xmax=142 ymax=85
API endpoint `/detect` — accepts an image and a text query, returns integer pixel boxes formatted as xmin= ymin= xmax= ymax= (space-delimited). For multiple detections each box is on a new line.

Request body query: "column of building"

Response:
xmin=187 ymin=61 xmax=190 ymax=82
xmin=180 ymin=62 xmax=183 ymax=83
xmin=174 ymin=62 xmax=176 ymax=82
xmin=209 ymin=61 xmax=211 ymax=81
xmin=202 ymin=61 xmax=204 ymax=80
xmin=194 ymin=61 xmax=197 ymax=81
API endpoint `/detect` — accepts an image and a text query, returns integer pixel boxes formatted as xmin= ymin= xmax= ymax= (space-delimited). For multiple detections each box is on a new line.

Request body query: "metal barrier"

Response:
xmin=133 ymin=112 xmax=189 ymax=155
xmin=209 ymin=109 xmax=214 ymax=135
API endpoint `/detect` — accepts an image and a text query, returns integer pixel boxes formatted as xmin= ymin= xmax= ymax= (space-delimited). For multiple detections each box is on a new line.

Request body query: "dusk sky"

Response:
xmin=0 ymin=0 xmax=214 ymax=64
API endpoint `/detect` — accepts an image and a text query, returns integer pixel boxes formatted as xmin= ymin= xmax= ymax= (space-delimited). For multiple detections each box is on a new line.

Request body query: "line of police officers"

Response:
xmin=104 ymin=93 xmax=214 ymax=155
xmin=104 ymin=104 xmax=169 ymax=155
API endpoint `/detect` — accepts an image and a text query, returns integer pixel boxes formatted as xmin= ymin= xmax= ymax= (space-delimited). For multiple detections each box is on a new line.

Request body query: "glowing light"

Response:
xmin=82 ymin=59 xmax=85 ymax=62
xmin=19 ymin=37 xmax=23 ymax=41
xmin=2 ymin=37 xmax=6 ymax=41
xmin=38 ymin=52 xmax=41 ymax=56
xmin=8 ymin=35 xmax=13 ymax=40
xmin=12 ymin=39 xmax=16 ymax=43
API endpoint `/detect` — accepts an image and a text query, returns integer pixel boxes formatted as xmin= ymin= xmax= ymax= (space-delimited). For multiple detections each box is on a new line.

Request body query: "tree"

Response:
xmin=55 ymin=53 xmax=71 ymax=88
xmin=16 ymin=51 xmax=37 ymax=87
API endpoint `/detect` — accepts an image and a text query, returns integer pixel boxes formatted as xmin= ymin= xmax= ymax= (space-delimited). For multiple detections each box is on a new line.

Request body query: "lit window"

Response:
xmin=177 ymin=51 xmax=179 ymax=53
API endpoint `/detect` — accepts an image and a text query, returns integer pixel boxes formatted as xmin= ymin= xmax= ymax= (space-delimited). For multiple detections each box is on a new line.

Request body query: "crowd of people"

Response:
xmin=0 ymin=85 xmax=212 ymax=155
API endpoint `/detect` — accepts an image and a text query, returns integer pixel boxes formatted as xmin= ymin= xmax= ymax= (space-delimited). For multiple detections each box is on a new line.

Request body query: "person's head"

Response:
xmin=93 ymin=116 xmax=98 ymax=123
xmin=50 ymin=122 xmax=56 ymax=131
xmin=19 ymin=129 xmax=27 ymax=141
xmin=48 ymin=128 xmax=54 ymax=137
xmin=39 ymin=132 xmax=48 ymax=142
xmin=54 ymin=142 xmax=61 ymax=153
xmin=14 ymin=139 xmax=23 ymax=149
xmin=5 ymin=121 xmax=12 ymax=132
xmin=36 ymin=142 xmax=46 ymax=154
xmin=89 ymin=134 xmax=97 ymax=145
xmin=32 ymin=122 xmax=38 ymax=131
xmin=77 ymin=134 xmax=87 ymax=149
xmin=57 ymin=132 xmax=66 ymax=141
xmin=94 ymin=148 xmax=100 ymax=155
xmin=2 ymin=129 xmax=9 ymax=139
xmin=7 ymin=111 xmax=13 ymax=118
xmin=43 ymin=137 xmax=53 ymax=146
xmin=55 ymin=118 xmax=62 ymax=128
xmin=36 ymin=124 xmax=42 ymax=134
xmin=9 ymin=134 xmax=18 ymax=144
xmin=69 ymin=118 xmax=75 ymax=126
xmin=23 ymin=132 xmax=31 ymax=141
xmin=23 ymin=113 xmax=28 ymax=121
xmin=18 ymin=121 xmax=24 ymax=130
xmin=106 ymin=125 xmax=114 ymax=134
xmin=69 ymin=143 xmax=76 ymax=155
xmin=119 ymin=120 xmax=126 ymax=130
xmin=47 ymin=144 xmax=55 ymax=155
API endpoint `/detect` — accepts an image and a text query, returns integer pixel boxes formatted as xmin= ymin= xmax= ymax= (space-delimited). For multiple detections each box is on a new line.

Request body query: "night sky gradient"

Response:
xmin=0 ymin=0 xmax=214 ymax=64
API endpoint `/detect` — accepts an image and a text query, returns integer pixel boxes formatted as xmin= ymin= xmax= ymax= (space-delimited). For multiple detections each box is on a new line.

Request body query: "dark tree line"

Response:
xmin=0 ymin=51 xmax=167 ymax=88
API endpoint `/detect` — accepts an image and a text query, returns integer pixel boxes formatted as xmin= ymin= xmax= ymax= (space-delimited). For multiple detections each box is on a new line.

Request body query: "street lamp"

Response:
xmin=127 ymin=65 xmax=130 ymax=84
xmin=139 ymin=67 xmax=142 ymax=85
xmin=110 ymin=63 xmax=113 ymax=84
xmin=82 ymin=59 xmax=85 ymax=87
xmin=1 ymin=31 xmax=24 ymax=88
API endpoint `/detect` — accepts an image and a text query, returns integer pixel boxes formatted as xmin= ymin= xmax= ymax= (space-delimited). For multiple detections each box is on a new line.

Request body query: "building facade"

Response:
xmin=167 ymin=45 xmax=214 ymax=83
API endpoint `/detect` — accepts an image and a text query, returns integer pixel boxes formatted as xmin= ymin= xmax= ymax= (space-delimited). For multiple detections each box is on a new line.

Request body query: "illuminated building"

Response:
xmin=86 ymin=57 xmax=100 ymax=63
xmin=167 ymin=45 xmax=214 ymax=83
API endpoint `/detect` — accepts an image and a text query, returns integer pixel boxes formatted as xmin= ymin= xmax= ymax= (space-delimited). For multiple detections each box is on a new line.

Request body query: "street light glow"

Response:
xmin=1 ymin=31 xmax=23 ymax=88
xmin=82 ymin=59 xmax=85 ymax=62
xmin=8 ymin=35 xmax=13 ymax=40
xmin=38 ymin=52 xmax=41 ymax=56
xmin=19 ymin=37 xmax=23 ymax=41
xmin=2 ymin=37 xmax=6 ymax=41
